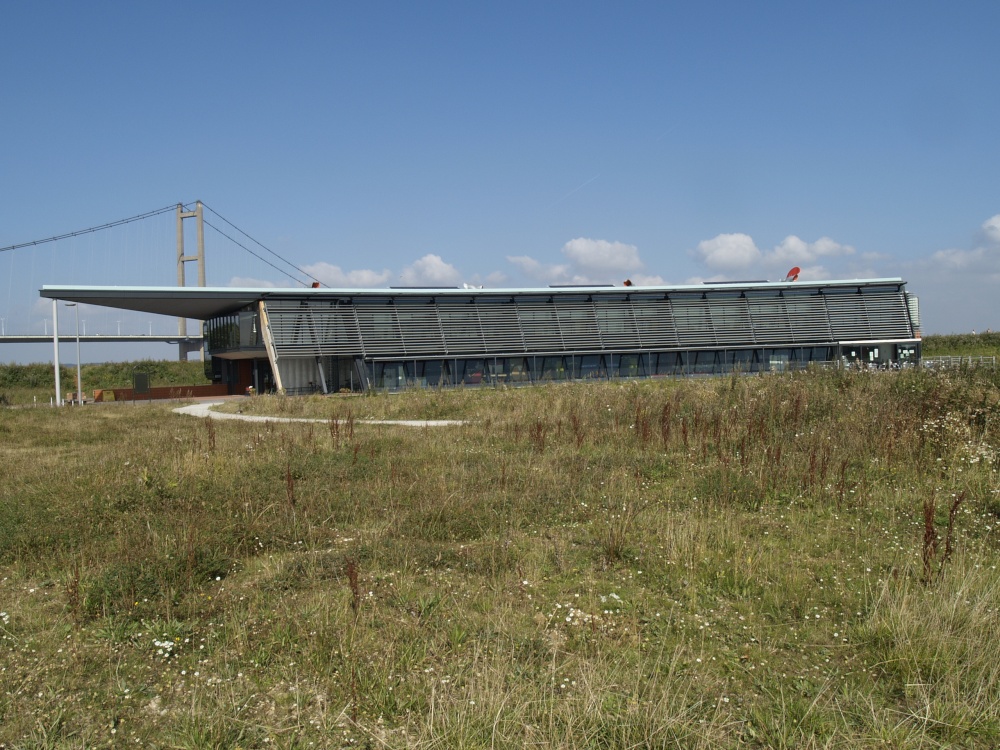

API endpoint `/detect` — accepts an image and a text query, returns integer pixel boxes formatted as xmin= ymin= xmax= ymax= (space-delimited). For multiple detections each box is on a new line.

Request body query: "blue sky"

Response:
xmin=2 ymin=2 xmax=999 ymax=361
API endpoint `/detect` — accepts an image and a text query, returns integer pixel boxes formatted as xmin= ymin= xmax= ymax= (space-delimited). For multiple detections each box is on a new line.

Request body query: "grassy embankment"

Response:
xmin=2 ymin=366 xmax=999 ymax=748
xmin=0 ymin=332 xmax=995 ymax=406
xmin=0 ymin=360 xmax=210 ymax=405
xmin=923 ymin=332 xmax=1000 ymax=359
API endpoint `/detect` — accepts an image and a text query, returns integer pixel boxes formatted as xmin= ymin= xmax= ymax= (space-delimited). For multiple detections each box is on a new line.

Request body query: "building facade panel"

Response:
xmin=198 ymin=278 xmax=921 ymax=393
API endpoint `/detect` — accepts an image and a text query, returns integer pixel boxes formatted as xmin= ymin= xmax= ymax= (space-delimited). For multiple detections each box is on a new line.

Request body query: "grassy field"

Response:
xmin=2 ymin=366 xmax=999 ymax=748
xmin=0 ymin=360 xmax=211 ymax=406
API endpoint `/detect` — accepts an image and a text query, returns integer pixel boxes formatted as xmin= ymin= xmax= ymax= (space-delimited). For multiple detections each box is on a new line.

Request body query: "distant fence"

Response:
xmin=94 ymin=385 xmax=229 ymax=402
xmin=923 ymin=356 xmax=997 ymax=370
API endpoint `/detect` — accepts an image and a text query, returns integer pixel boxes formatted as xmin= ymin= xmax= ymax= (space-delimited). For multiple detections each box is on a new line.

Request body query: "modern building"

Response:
xmin=41 ymin=277 xmax=921 ymax=394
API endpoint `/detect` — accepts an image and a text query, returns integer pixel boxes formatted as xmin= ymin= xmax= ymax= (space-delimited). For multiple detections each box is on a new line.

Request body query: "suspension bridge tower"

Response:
xmin=176 ymin=201 xmax=206 ymax=361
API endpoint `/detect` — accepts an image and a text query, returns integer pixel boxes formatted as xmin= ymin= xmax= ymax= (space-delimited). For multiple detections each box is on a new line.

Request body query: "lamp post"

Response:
xmin=66 ymin=303 xmax=83 ymax=406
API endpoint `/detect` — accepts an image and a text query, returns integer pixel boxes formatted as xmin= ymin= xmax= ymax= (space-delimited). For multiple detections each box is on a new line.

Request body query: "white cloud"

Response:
xmin=506 ymin=255 xmax=543 ymax=276
xmin=296 ymin=255 xmax=510 ymax=289
xmin=696 ymin=233 xmax=761 ymax=270
xmin=980 ymin=214 xmax=1000 ymax=245
xmin=301 ymin=262 xmax=392 ymax=288
xmin=507 ymin=237 xmax=654 ymax=286
xmin=399 ymin=254 xmax=462 ymax=286
xmin=695 ymin=233 xmax=854 ymax=273
xmin=929 ymin=215 xmax=1000 ymax=273
xmin=482 ymin=271 xmax=508 ymax=286
xmin=561 ymin=238 xmax=644 ymax=273
xmin=918 ymin=223 xmax=1000 ymax=282
xmin=772 ymin=236 xmax=854 ymax=265
xmin=506 ymin=255 xmax=572 ymax=283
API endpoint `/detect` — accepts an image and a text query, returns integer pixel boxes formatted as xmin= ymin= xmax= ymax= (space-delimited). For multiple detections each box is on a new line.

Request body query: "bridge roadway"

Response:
xmin=0 ymin=335 xmax=205 ymax=344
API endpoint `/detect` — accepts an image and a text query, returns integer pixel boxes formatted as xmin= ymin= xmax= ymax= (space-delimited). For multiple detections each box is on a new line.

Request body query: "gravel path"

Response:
xmin=173 ymin=401 xmax=467 ymax=427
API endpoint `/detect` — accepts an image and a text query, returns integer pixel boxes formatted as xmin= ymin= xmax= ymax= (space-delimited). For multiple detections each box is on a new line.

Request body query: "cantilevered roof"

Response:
xmin=40 ymin=278 xmax=908 ymax=322
xmin=40 ymin=286 xmax=271 ymax=319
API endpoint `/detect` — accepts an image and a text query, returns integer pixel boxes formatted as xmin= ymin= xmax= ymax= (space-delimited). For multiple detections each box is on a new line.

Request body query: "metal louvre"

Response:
xmin=595 ymin=299 xmax=642 ymax=348
xmin=261 ymin=284 xmax=914 ymax=361
xmin=439 ymin=301 xmax=486 ymax=353
xmin=672 ymin=298 xmax=716 ymax=346
xmin=630 ymin=297 xmax=678 ymax=348
xmin=746 ymin=296 xmax=792 ymax=343
xmin=863 ymin=291 xmax=913 ymax=338
xmin=516 ymin=299 xmax=564 ymax=351
xmin=474 ymin=301 xmax=525 ymax=353
xmin=554 ymin=298 xmax=601 ymax=350
xmin=394 ymin=302 xmax=445 ymax=356
xmin=783 ymin=294 xmax=833 ymax=343
xmin=354 ymin=304 xmax=402 ymax=357
xmin=708 ymin=298 xmax=753 ymax=344
xmin=826 ymin=292 xmax=873 ymax=340
xmin=266 ymin=300 xmax=363 ymax=357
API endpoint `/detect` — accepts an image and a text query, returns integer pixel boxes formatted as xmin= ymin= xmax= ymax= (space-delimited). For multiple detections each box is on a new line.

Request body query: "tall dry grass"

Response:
xmin=1 ymin=366 xmax=999 ymax=747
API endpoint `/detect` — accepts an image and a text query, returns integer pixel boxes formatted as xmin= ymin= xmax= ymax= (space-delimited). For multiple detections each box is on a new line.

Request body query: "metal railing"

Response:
xmin=923 ymin=356 xmax=997 ymax=369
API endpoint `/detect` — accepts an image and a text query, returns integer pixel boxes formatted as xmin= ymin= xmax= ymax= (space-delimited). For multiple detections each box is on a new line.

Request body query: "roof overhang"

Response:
xmin=40 ymin=278 xmax=909 ymax=321
xmin=39 ymin=286 xmax=268 ymax=320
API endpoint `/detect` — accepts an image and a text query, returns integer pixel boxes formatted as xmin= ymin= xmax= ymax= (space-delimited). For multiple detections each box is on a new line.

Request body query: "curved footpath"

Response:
xmin=173 ymin=400 xmax=467 ymax=427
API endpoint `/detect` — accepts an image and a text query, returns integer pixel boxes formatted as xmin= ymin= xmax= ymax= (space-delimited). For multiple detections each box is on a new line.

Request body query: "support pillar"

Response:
xmin=52 ymin=299 xmax=62 ymax=406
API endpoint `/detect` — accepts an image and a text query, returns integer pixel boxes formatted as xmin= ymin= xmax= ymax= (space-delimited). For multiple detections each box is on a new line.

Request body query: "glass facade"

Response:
xmin=358 ymin=345 xmax=902 ymax=391
xmin=204 ymin=309 xmax=263 ymax=354
xmin=202 ymin=280 xmax=921 ymax=394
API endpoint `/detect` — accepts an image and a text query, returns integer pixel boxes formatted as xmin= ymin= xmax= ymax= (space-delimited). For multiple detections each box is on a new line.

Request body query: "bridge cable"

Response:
xmin=0 ymin=203 xmax=179 ymax=254
xmin=201 ymin=218 xmax=309 ymax=287
xmin=199 ymin=202 xmax=322 ymax=287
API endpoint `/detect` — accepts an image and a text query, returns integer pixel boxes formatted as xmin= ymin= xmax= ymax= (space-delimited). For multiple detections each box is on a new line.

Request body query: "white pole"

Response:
xmin=75 ymin=307 xmax=83 ymax=406
xmin=52 ymin=300 xmax=62 ymax=406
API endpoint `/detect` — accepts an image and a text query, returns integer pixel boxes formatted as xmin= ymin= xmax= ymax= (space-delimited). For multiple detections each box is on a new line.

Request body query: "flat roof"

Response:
xmin=40 ymin=278 xmax=908 ymax=321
